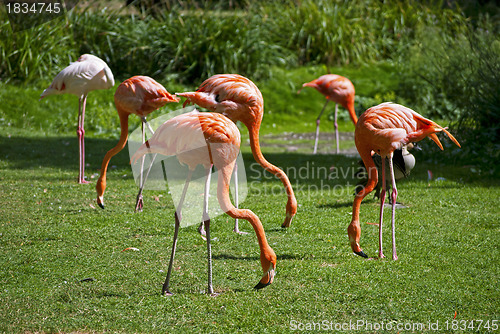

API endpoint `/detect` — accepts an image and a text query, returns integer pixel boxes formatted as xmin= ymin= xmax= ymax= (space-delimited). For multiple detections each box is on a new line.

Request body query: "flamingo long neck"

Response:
xmin=246 ymin=121 xmax=297 ymax=218
xmin=352 ymin=148 xmax=378 ymax=221
xmin=96 ymin=109 xmax=130 ymax=197
xmin=216 ymin=165 xmax=271 ymax=253
xmin=345 ymin=99 xmax=358 ymax=125
xmin=347 ymin=147 xmax=378 ymax=253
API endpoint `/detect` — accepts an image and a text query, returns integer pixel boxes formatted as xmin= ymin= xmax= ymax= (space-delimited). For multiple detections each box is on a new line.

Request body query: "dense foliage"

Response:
xmin=1 ymin=0 xmax=481 ymax=84
xmin=0 ymin=0 xmax=498 ymax=169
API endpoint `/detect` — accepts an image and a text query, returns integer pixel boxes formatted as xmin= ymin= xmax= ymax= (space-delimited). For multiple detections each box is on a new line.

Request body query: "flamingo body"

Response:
xmin=131 ymin=111 xmax=276 ymax=294
xmin=349 ymin=102 xmax=460 ymax=260
xmin=96 ymin=76 xmax=179 ymax=209
xmin=40 ymin=54 xmax=114 ymax=183
xmin=40 ymin=54 xmax=114 ymax=99
xmin=300 ymin=74 xmax=357 ymax=153
xmin=131 ymin=111 xmax=240 ymax=169
xmin=178 ymin=74 xmax=297 ymax=228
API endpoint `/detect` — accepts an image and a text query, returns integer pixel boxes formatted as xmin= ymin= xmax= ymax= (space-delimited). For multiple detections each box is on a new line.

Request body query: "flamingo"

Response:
xmin=299 ymin=74 xmax=357 ymax=154
xmin=348 ymin=102 xmax=460 ymax=260
xmin=177 ymin=74 xmax=297 ymax=231
xmin=95 ymin=76 xmax=179 ymax=210
xmin=40 ymin=54 xmax=115 ymax=183
xmin=130 ymin=110 xmax=276 ymax=295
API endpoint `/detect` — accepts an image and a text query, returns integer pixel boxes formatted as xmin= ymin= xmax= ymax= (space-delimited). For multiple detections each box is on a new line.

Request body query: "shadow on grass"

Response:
xmin=1 ymin=134 xmax=492 ymax=186
xmin=317 ymin=200 xmax=354 ymax=209
xmin=0 ymin=134 xmax=130 ymax=172
xmin=213 ymin=252 xmax=311 ymax=262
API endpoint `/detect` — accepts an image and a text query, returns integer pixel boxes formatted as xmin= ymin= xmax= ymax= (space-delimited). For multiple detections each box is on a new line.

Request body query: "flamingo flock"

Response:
xmin=41 ymin=54 xmax=461 ymax=295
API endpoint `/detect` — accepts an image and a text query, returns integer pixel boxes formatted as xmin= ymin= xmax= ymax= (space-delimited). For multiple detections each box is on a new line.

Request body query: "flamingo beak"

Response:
xmin=354 ymin=250 xmax=368 ymax=258
xmin=177 ymin=92 xmax=218 ymax=111
xmin=254 ymin=265 xmax=275 ymax=290
xmin=348 ymin=232 xmax=368 ymax=258
xmin=97 ymin=196 xmax=104 ymax=209
xmin=281 ymin=214 xmax=293 ymax=228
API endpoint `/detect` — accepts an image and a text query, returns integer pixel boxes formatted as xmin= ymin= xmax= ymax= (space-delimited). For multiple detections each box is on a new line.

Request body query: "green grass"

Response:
xmin=1 ymin=125 xmax=499 ymax=333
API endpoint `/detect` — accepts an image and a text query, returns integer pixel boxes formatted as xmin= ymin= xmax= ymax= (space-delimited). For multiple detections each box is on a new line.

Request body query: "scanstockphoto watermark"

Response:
xmin=248 ymin=161 xmax=367 ymax=198
xmin=290 ymin=319 xmax=499 ymax=332
xmin=291 ymin=319 xmax=435 ymax=332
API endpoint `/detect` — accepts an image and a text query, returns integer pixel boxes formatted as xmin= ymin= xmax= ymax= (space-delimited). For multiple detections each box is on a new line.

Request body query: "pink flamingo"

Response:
xmin=40 ymin=54 xmax=115 ymax=183
xmin=349 ymin=102 xmax=460 ymax=260
xmin=178 ymin=74 xmax=297 ymax=231
xmin=300 ymin=74 xmax=357 ymax=154
xmin=131 ymin=110 xmax=276 ymax=294
xmin=96 ymin=76 xmax=179 ymax=210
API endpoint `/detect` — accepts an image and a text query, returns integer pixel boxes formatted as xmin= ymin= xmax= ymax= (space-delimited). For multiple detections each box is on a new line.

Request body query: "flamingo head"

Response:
xmin=297 ymin=80 xmax=319 ymax=94
xmin=95 ymin=177 xmax=106 ymax=209
xmin=178 ymin=74 xmax=264 ymax=127
xmin=281 ymin=198 xmax=297 ymax=228
xmin=176 ymin=91 xmax=221 ymax=111
xmin=347 ymin=220 xmax=368 ymax=258
xmin=254 ymin=247 xmax=277 ymax=289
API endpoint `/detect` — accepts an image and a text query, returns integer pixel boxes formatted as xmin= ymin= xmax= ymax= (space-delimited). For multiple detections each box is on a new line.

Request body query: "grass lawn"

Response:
xmin=1 ymin=126 xmax=498 ymax=333
xmin=0 ymin=64 xmax=498 ymax=332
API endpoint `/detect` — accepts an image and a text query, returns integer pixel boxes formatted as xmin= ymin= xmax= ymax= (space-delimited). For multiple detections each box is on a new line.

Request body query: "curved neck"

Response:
xmin=345 ymin=99 xmax=358 ymax=125
xmin=352 ymin=148 xmax=377 ymax=221
xmin=96 ymin=109 xmax=130 ymax=196
xmin=216 ymin=165 xmax=271 ymax=252
xmin=247 ymin=122 xmax=296 ymax=205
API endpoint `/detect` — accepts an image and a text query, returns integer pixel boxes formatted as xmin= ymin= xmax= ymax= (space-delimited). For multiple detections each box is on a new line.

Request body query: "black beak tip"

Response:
xmin=355 ymin=250 xmax=369 ymax=258
xmin=254 ymin=280 xmax=272 ymax=290
xmin=98 ymin=203 xmax=104 ymax=209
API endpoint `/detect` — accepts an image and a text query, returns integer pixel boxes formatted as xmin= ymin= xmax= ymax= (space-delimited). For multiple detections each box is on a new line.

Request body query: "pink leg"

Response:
xmin=232 ymin=162 xmax=247 ymax=235
xmin=162 ymin=169 xmax=193 ymax=296
xmin=378 ymin=157 xmax=387 ymax=259
xmin=313 ymin=100 xmax=329 ymax=154
xmin=334 ymin=103 xmax=339 ymax=154
xmin=135 ymin=120 xmax=146 ymax=212
xmin=202 ymin=166 xmax=214 ymax=295
xmin=135 ymin=118 xmax=157 ymax=212
xmin=198 ymin=165 xmax=213 ymax=237
xmin=388 ymin=154 xmax=398 ymax=261
xmin=78 ymin=95 xmax=89 ymax=184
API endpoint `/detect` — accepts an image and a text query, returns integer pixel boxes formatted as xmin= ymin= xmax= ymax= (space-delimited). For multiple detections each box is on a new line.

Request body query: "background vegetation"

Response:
xmin=0 ymin=1 xmax=499 ymax=332
xmin=1 ymin=0 xmax=499 ymax=171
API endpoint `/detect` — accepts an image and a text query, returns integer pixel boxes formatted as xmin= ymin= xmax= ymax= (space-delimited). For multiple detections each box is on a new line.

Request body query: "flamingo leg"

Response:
xmin=198 ymin=165 xmax=213 ymax=237
xmin=378 ymin=157 xmax=387 ymax=259
xmin=334 ymin=103 xmax=339 ymax=154
xmin=77 ymin=94 xmax=89 ymax=184
xmin=202 ymin=166 xmax=214 ymax=295
xmin=135 ymin=121 xmax=146 ymax=212
xmin=232 ymin=162 xmax=247 ymax=235
xmin=388 ymin=154 xmax=398 ymax=261
xmin=135 ymin=117 xmax=156 ymax=212
xmin=313 ymin=100 xmax=329 ymax=154
xmin=162 ymin=169 xmax=193 ymax=296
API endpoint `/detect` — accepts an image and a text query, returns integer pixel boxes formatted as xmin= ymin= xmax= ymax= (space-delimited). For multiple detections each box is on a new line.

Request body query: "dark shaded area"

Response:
xmin=0 ymin=134 xmax=130 ymax=173
xmin=2 ymin=0 xmax=80 ymax=32
xmin=1 ymin=134 xmax=496 ymax=186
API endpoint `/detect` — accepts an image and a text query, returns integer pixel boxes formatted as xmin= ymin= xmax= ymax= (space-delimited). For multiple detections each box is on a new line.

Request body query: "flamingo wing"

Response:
xmin=40 ymin=55 xmax=114 ymax=99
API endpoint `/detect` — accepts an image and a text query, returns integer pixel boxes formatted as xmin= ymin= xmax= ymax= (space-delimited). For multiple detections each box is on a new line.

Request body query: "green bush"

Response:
xmin=396 ymin=16 xmax=500 ymax=171
xmin=68 ymin=5 xmax=295 ymax=84
xmin=0 ymin=13 xmax=77 ymax=83
xmin=0 ymin=0 xmax=471 ymax=84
